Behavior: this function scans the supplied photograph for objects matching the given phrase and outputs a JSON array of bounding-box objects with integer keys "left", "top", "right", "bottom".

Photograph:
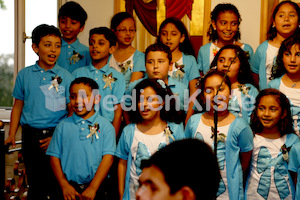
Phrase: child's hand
[
  {"left": 81, "top": 186, "right": 97, "bottom": 200},
  {"left": 39, "top": 136, "right": 52, "bottom": 151},
  {"left": 4, "top": 135, "right": 16, "bottom": 148},
  {"left": 62, "top": 183, "right": 82, "bottom": 200}
]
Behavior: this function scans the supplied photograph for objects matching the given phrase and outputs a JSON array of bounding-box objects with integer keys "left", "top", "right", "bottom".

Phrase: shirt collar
[
  {"left": 167, "top": 76, "right": 176, "bottom": 87},
  {"left": 32, "top": 61, "right": 60, "bottom": 74},
  {"left": 72, "top": 111, "right": 99, "bottom": 124},
  {"left": 88, "top": 63, "right": 109, "bottom": 73},
  {"left": 61, "top": 38, "right": 80, "bottom": 48}
]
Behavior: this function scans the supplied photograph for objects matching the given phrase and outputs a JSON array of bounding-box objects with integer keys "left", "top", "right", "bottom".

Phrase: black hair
[
  {"left": 110, "top": 12, "right": 135, "bottom": 31},
  {"left": 196, "top": 69, "right": 231, "bottom": 113},
  {"left": 58, "top": 1, "right": 87, "bottom": 27},
  {"left": 272, "top": 34, "right": 300, "bottom": 79},
  {"left": 267, "top": 1, "right": 300, "bottom": 40},
  {"left": 141, "top": 139, "right": 220, "bottom": 200},
  {"left": 250, "top": 88, "right": 294, "bottom": 136},
  {"left": 145, "top": 43, "right": 172, "bottom": 64},
  {"left": 208, "top": 3, "right": 241, "bottom": 42},
  {"left": 89, "top": 27, "right": 117, "bottom": 47},
  {"left": 210, "top": 44, "right": 253, "bottom": 85},
  {"left": 69, "top": 77, "right": 99, "bottom": 93},
  {"left": 129, "top": 78, "right": 184, "bottom": 124},
  {"left": 32, "top": 24, "right": 61, "bottom": 46},
  {"left": 157, "top": 17, "right": 196, "bottom": 58}
]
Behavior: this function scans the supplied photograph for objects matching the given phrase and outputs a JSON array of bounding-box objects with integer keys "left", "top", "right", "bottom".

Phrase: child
[
  {"left": 116, "top": 79, "right": 185, "bottom": 200},
  {"left": 157, "top": 17, "right": 200, "bottom": 123},
  {"left": 288, "top": 140, "right": 300, "bottom": 200},
  {"left": 57, "top": 1, "right": 91, "bottom": 73},
  {"left": 211, "top": 44, "right": 258, "bottom": 123},
  {"left": 185, "top": 70, "right": 253, "bottom": 199},
  {"left": 124, "top": 43, "right": 188, "bottom": 123},
  {"left": 251, "top": 1, "right": 300, "bottom": 90},
  {"left": 109, "top": 12, "right": 145, "bottom": 88},
  {"left": 4, "top": 24, "right": 74, "bottom": 199},
  {"left": 269, "top": 34, "right": 300, "bottom": 135},
  {"left": 245, "top": 88, "right": 299, "bottom": 199},
  {"left": 73, "top": 27, "right": 125, "bottom": 135},
  {"left": 137, "top": 139, "right": 220, "bottom": 200},
  {"left": 198, "top": 3, "right": 253, "bottom": 76},
  {"left": 46, "top": 77, "right": 116, "bottom": 200}
]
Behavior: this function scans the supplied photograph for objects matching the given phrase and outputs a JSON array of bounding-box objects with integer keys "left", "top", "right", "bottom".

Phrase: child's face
[
  {"left": 160, "top": 23, "right": 185, "bottom": 52},
  {"left": 283, "top": 44, "right": 300, "bottom": 76},
  {"left": 89, "top": 34, "right": 115, "bottom": 62},
  {"left": 70, "top": 83, "right": 100, "bottom": 119},
  {"left": 203, "top": 75, "right": 231, "bottom": 112},
  {"left": 146, "top": 51, "right": 171, "bottom": 82},
  {"left": 59, "top": 16, "right": 84, "bottom": 43},
  {"left": 114, "top": 18, "right": 136, "bottom": 46},
  {"left": 32, "top": 35, "right": 61, "bottom": 69},
  {"left": 274, "top": 3, "right": 299, "bottom": 38},
  {"left": 136, "top": 165, "right": 180, "bottom": 200},
  {"left": 257, "top": 95, "right": 283, "bottom": 130},
  {"left": 138, "top": 87, "right": 163, "bottom": 122},
  {"left": 216, "top": 49, "right": 240, "bottom": 82},
  {"left": 212, "top": 11, "right": 239, "bottom": 43}
]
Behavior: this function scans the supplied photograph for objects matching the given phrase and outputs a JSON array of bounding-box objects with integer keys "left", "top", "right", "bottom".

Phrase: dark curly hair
[
  {"left": 207, "top": 3, "right": 241, "bottom": 42},
  {"left": 267, "top": 1, "right": 300, "bottom": 40},
  {"left": 210, "top": 45, "right": 253, "bottom": 85},
  {"left": 272, "top": 34, "right": 300, "bottom": 79},
  {"left": 250, "top": 88, "right": 294, "bottom": 136},
  {"left": 157, "top": 17, "right": 196, "bottom": 58}
]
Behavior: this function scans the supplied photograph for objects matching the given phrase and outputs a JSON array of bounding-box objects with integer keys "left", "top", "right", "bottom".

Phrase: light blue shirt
[
  {"left": 288, "top": 141, "right": 300, "bottom": 200},
  {"left": 13, "top": 62, "right": 74, "bottom": 129},
  {"left": 46, "top": 111, "right": 116, "bottom": 184},
  {"left": 57, "top": 38, "right": 91, "bottom": 73},
  {"left": 72, "top": 63, "right": 125, "bottom": 122}
]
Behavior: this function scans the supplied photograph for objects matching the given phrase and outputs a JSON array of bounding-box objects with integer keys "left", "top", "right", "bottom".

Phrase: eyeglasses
[{"left": 116, "top": 28, "right": 136, "bottom": 34}]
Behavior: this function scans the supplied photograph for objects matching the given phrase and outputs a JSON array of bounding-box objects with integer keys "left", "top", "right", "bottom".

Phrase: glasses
[{"left": 116, "top": 28, "right": 136, "bottom": 34}]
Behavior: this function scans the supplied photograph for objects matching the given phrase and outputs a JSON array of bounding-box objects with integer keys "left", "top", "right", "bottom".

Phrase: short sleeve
[
  {"left": 12, "top": 70, "right": 25, "bottom": 100},
  {"left": 115, "top": 127, "right": 131, "bottom": 160},
  {"left": 102, "top": 120, "right": 116, "bottom": 155},
  {"left": 237, "top": 122, "right": 253, "bottom": 153},
  {"left": 289, "top": 143, "right": 300, "bottom": 172},
  {"left": 133, "top": 50, "right": 146, "bottom": 72},
  {"left": 46, "top": 123, "right": 63, "bottom": 158}
]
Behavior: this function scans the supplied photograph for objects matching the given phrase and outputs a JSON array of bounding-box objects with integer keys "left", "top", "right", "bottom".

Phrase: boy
[
  {"left": 5, "top": 24, "right": 74, "bottom": 199},
  {"left": 57, "top": 1, "right": 91, "bottom": 73},
  {"left": 124, "top": 43, "right": 188, "bottom": 123},
  {"left": 136, "top": 139, "right": 220, "bottom": 200},
  {"left": 72, "top": 27, "right": 125, "bottom": 135},
  {"left": 47, "top": 77, "right": 116, "bottom": 200}
]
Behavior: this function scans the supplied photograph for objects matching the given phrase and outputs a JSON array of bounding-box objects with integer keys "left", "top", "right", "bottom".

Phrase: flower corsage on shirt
[
  {"left": 281, "top": 144, "right": 291, "bottom": 162},
  {"left": 119, "top": 60, "right": 133, "bottom": 74},
  {"left": 68, "top": 50, "right": 84, "bottom": 64},
  {"left": 103, "top": 73, "right": 117, "bottom": 90},
  {"left": 164, "top": 126, "right": 175, "bottom": 143},
  {"left": 87, "top": 123, "right": 100, "bottom": 143},
  {"left": 173, "top": 63, "right": 185, "bottom": 80},
  {"left": 238, "top": 84, "right": 250, "bottom": 98},
  {"left": 48, "top": 75, "right": 62, "bottom": 92}
]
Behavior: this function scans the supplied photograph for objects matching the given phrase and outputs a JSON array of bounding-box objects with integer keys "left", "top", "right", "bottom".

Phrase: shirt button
[
  {"left": 68, "top": 52, "right": 71, "bottom": 55},
  {"left": 43, "top": 78, "right": 46, "bottom": 80},
  {"left": 82, "top": 121, "right": 85, "bottom": 124},
  {"left": 95, "top": 71, "right": 98, "bottom": 73},
  {"left": 41, "top": 70, "right": 43, "bottom": 73},
  {"left": 95, "top": 78, "right": 98, "bottom": 80},
  {"left": 68, "top": 46, "right": 70, "bottom": 48},
  {"left": 81, "top": 128, "right": 84, "bottom": 131}
]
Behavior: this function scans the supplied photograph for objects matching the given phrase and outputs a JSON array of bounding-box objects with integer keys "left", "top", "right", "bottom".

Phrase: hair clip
[{"left": 157, "top": 79, "right": 167, "bottom": 89}]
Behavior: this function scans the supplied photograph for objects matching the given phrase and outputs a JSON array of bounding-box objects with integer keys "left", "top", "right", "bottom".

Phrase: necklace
[{"left": 292, "top": 83, "right": 296, "bottom": 88}]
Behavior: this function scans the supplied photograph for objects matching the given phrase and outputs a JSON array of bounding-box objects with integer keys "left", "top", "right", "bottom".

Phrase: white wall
[
  {"left": 211, "top": 0, "right": 261, "bottom": 52},
  {"left": 66, "top": 0, "right": 115, "bottom": 46}
]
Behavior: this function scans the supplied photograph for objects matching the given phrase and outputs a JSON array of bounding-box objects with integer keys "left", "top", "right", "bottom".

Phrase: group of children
[{"left": 5, "top": 0, "right": 300, "bottom": 199}]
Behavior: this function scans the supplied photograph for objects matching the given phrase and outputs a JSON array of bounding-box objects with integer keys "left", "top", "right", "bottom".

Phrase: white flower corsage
[
  {"left": 164, "top": 126, "right": 175, "bottom": 143},
  {"left": 68, "top": 50, "right": 84, "bottom": 64},
  {"left": 238, "top": 84, "right": 250, "bottom": 97},
  {"left": 103, "top": 73, "right": 117, "bottom": 90},
  {"left": 281, "top": 144, "right": 290, "bottom": 162},
  {"left": 87, "top": 123, "right": 100, "bottom": 143},
  {"left": 210, "top": 126, "right": 226, "bottom": 143},
  {"left": 48, "top": 75, "right": 62, "bottom": 92},
  {"left": 173, "top": 63, "right": 185, "bottom": 79},
  {"left": 119, "top": 60, "right": 133, "bottom": 74}
]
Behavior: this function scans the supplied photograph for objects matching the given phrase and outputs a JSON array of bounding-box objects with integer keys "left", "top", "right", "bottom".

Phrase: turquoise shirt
[
  {"left": 72, "top": 63, "right": 125, "bottom": 122},
  {"left": 57, "top": 38, "right": 91, "bottom": 73},
  {"left": 46, "top": 111, "right": 116, "bottom": 184},
  {"left": 13, "top": 62, "right": 74, "bottom": 128},
  {"left": 288, "top": 141, "right": 300, "bottom": 200}
]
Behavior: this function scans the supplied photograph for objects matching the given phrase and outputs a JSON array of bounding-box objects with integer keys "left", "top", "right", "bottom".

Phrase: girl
[
  {"left": 245, "top": 88, "right": 299, "bottom": 200},
  {"left": 251, "top": 1, "right": 300, "bottom": 90},
  {"left": 115, "top": 79, "right": 185, "bottom": 200},
  {"left": 198, "top": 3, "right": 254, "bottom": 76},
  {"left": 185, "top": 70, "right": 253, "bottom": 200},
  {"left": 157, "top": 17, "right": 200, "bottom": 123},
  {"left": 110, "top": 12, "right": 145, "bottom": 88},
  {"left": 269, "top": 34, "right": 300, "bottom": 135},
  {"left": 211, "top": 45, "right": 258, "bottom": 123}
]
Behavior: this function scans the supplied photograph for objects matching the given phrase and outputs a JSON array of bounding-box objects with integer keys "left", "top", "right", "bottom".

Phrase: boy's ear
[
  {"left": 32, "top": 43, "right": 39, "bottom": 54},
  {"left": 174, "top": 186, "right": 196, "bottom": 200},
  {"left": 109, "top": 45, "right": 116, "bottom": 55},
  {"left": 94, "top": 94, "right": 101, "bottom": 105},
  {"left": 79, "top": 25, "right": 85, "bottom": 33},
  {"left": 168, "top": 61, "right": 173, "bottom": 71}
]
